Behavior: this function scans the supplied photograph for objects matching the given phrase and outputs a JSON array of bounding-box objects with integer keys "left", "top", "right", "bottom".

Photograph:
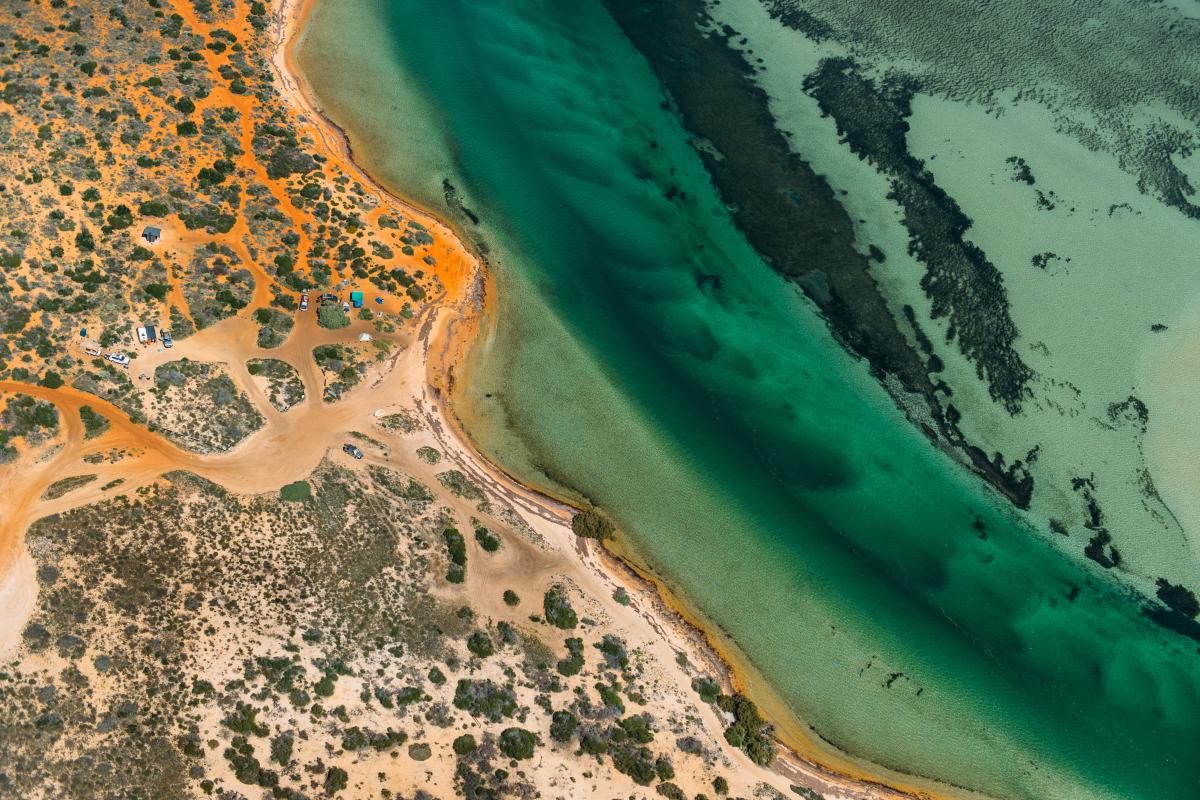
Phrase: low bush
[
  {"left": 572, "top": 507, "right": 615, "bottom": 540},
  {"left": 498, "top": 727, "right": 537, "bottom": 760},
  {"left": 543, "top": 586, "right": 577, "bottom": 629}
]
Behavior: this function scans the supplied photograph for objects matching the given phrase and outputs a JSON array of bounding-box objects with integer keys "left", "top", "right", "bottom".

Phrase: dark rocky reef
[
  {"left": 600, "top": 0, "right": 1033, "bottom": 508},
  {"left": 802, "top": 58, "right": 1032, "bottom": 413}
]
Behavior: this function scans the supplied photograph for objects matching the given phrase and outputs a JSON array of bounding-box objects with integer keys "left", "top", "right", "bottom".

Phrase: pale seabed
[{"left": 297, "top": 1, "right": 1200, "bottom": 798}]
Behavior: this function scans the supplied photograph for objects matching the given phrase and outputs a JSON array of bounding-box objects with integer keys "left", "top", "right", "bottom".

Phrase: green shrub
[
  {"left": 498, "top": 727, "right": 537, "bottom": 760},
  {"left": 691, "top": 676, "right": 721, "bottom": 704},
  {"left": 452, "top": 678, "right": 516, "bottom": 721},
  {"left": 474, "top": 526, "right": 500, "bottom": 552},
  {"left": 280, "top": 480, "right": 312, "bottom": 502},
  {"left": 609, "top": 740, "right": 656, "bottom": 785},
  {"left": 75, "top": 228, "right": 95, "bottom": 251},
  {"left": 715, "top": 693, "right": 776, "bottom": 766},
  {"left": 223, "top": 702, "right": 269, "bottom": 737},
  {"left": 106, "top": 204, "right": 134, "bottom": 229},
  {"left": 324, "top": 766, "right": 348, "bottom": 794},
  {"left": 270, "top": 734, "right": 293, "bottom": 766},
  {"left": 79, "top": 405, "right": 109, "bottom": 439},
  {"left": 437, "top": 469, "right": 484, "bottom": 500},
  {"left": 556, "top": 637, "right": 584, "bottom": 676},
  {"left": 595, "top": 681, "right": 624, "bottom": 711},
  {"left": 543, "top": 586, "right": 577, "bottom": 629},
  {"left": 466, "top": 631, "right": 494, "bottom": 659},
  {"left": 341, "top": 727, "right": 368, "bottom": 751},
  {"left": 443, "top": 528, "right": 466, "bottom": 583},
  {"left": 550, "top": 710, "right": 579, "bottom": 742},
  {"left": 656, "top": 781, "right": 685, "bottom": 800},
  {"left": 618, "top": 714, "right": 654, "bottom": 744},
  {"left": 452, "top": 734, "right": 477, "bottom": 755},
  {"left": 139, "top": 200, "right": 170, "bottom": 216},
  {"left": 502, "top": 589, "right": 520, "bottom": 606}
]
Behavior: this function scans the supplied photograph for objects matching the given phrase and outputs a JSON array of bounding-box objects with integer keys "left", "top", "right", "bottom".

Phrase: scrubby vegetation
[
  {"left": 691, "top": 680, "right": 777, "bottom": 766},
  {"left": 0, "top": 394, "right": 59, "bottom": 461},
  {"left": 149, "top": 359, "right": 264, "bottom": 452},
  {"left": 0, "top": 0, "right": 439, "bottom": 397},
  {"left": 379, "top": 409, "right": 420, "bottom": 433},
  {"left": 253, "top": 307, "right": 295, "bottom": 349},
  {"left": 312, "top": 344, "right": 365, "bottom": 403},
  {"left": 2, "top": 456, "right": 783, "bottom": 798},
  {"left": 78, "top": 405, "right": 110, "bottom": 439},
  {"left": 40, "top": 473, "right": 98, "bottom": 500},
  {"left": 438, "top": 469, "right": 485, "bottom": 501},
  {"left": 317, "top": 303, "right": 350, "bottom": 329},
  {"left": 246, "top": 357, "right": 305, "bottom": 412}
]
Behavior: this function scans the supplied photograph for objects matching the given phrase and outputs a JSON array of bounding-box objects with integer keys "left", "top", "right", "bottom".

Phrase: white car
[{"left": 106, "top": 352, "right": 130, "bottom": 367}]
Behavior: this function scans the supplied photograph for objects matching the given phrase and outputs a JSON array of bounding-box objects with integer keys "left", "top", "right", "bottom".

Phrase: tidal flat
[{"left": 298, "top": 0, "right": 1200, "bottom": 798}]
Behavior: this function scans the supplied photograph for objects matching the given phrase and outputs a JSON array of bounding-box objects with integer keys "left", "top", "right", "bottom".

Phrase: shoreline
[{"left": 274, "top": 2, "right": 982, "bottom": 799}]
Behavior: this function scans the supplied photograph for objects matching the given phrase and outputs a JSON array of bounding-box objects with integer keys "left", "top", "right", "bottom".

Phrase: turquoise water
[{"left": 299, "top": 1, "right": 1200, "bottom": 797}]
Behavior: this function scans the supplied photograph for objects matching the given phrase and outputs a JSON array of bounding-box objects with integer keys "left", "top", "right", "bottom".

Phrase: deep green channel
[{"left": 298, "top": 1, "right": 1200, "bottom": 797}]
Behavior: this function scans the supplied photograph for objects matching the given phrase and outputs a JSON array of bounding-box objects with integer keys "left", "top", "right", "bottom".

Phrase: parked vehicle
[
  {"left": 106, "top": 353, "right": 130, "bottom": 367},
  {"left": 342, "top": 443, "right": 364, "bottom": 459},
  {"left": 161, "top": 330, "right": 173, "bottom": 349},
  {"left": 300, "top": 293, "right": 309, "bottom": 311},
  {"left": 83, "top": 344, "right": 102, "bottom": 357}
]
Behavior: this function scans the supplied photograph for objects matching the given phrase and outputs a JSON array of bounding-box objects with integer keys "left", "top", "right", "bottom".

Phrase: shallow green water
[{"left": 299, "top": 1, "right": 1200, "bottom": 797}]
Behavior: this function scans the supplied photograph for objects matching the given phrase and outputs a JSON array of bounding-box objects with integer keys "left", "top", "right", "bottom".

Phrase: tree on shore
[{"left": 571, "top": 507, "right": 615, "bottom": 540}]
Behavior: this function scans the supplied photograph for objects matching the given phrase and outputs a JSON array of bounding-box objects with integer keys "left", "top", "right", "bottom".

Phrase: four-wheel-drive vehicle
[
  {"left": 106, "top": 352, "right": 130, "bottom": 367},
  {"left": 342, "top": 443, "right": 364, "bottom": 459},
  {"left": 161, "top": 330, "right": 174, "bottom": 349},
  {"left": 83, "top": 344, "right": 102, "bottom": 357},
  {"left": 299, "top": 293, "right": 309, "bottom": 311},
  {"left": 318, "top": 293, "right": 338, "bottom": 305}
]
